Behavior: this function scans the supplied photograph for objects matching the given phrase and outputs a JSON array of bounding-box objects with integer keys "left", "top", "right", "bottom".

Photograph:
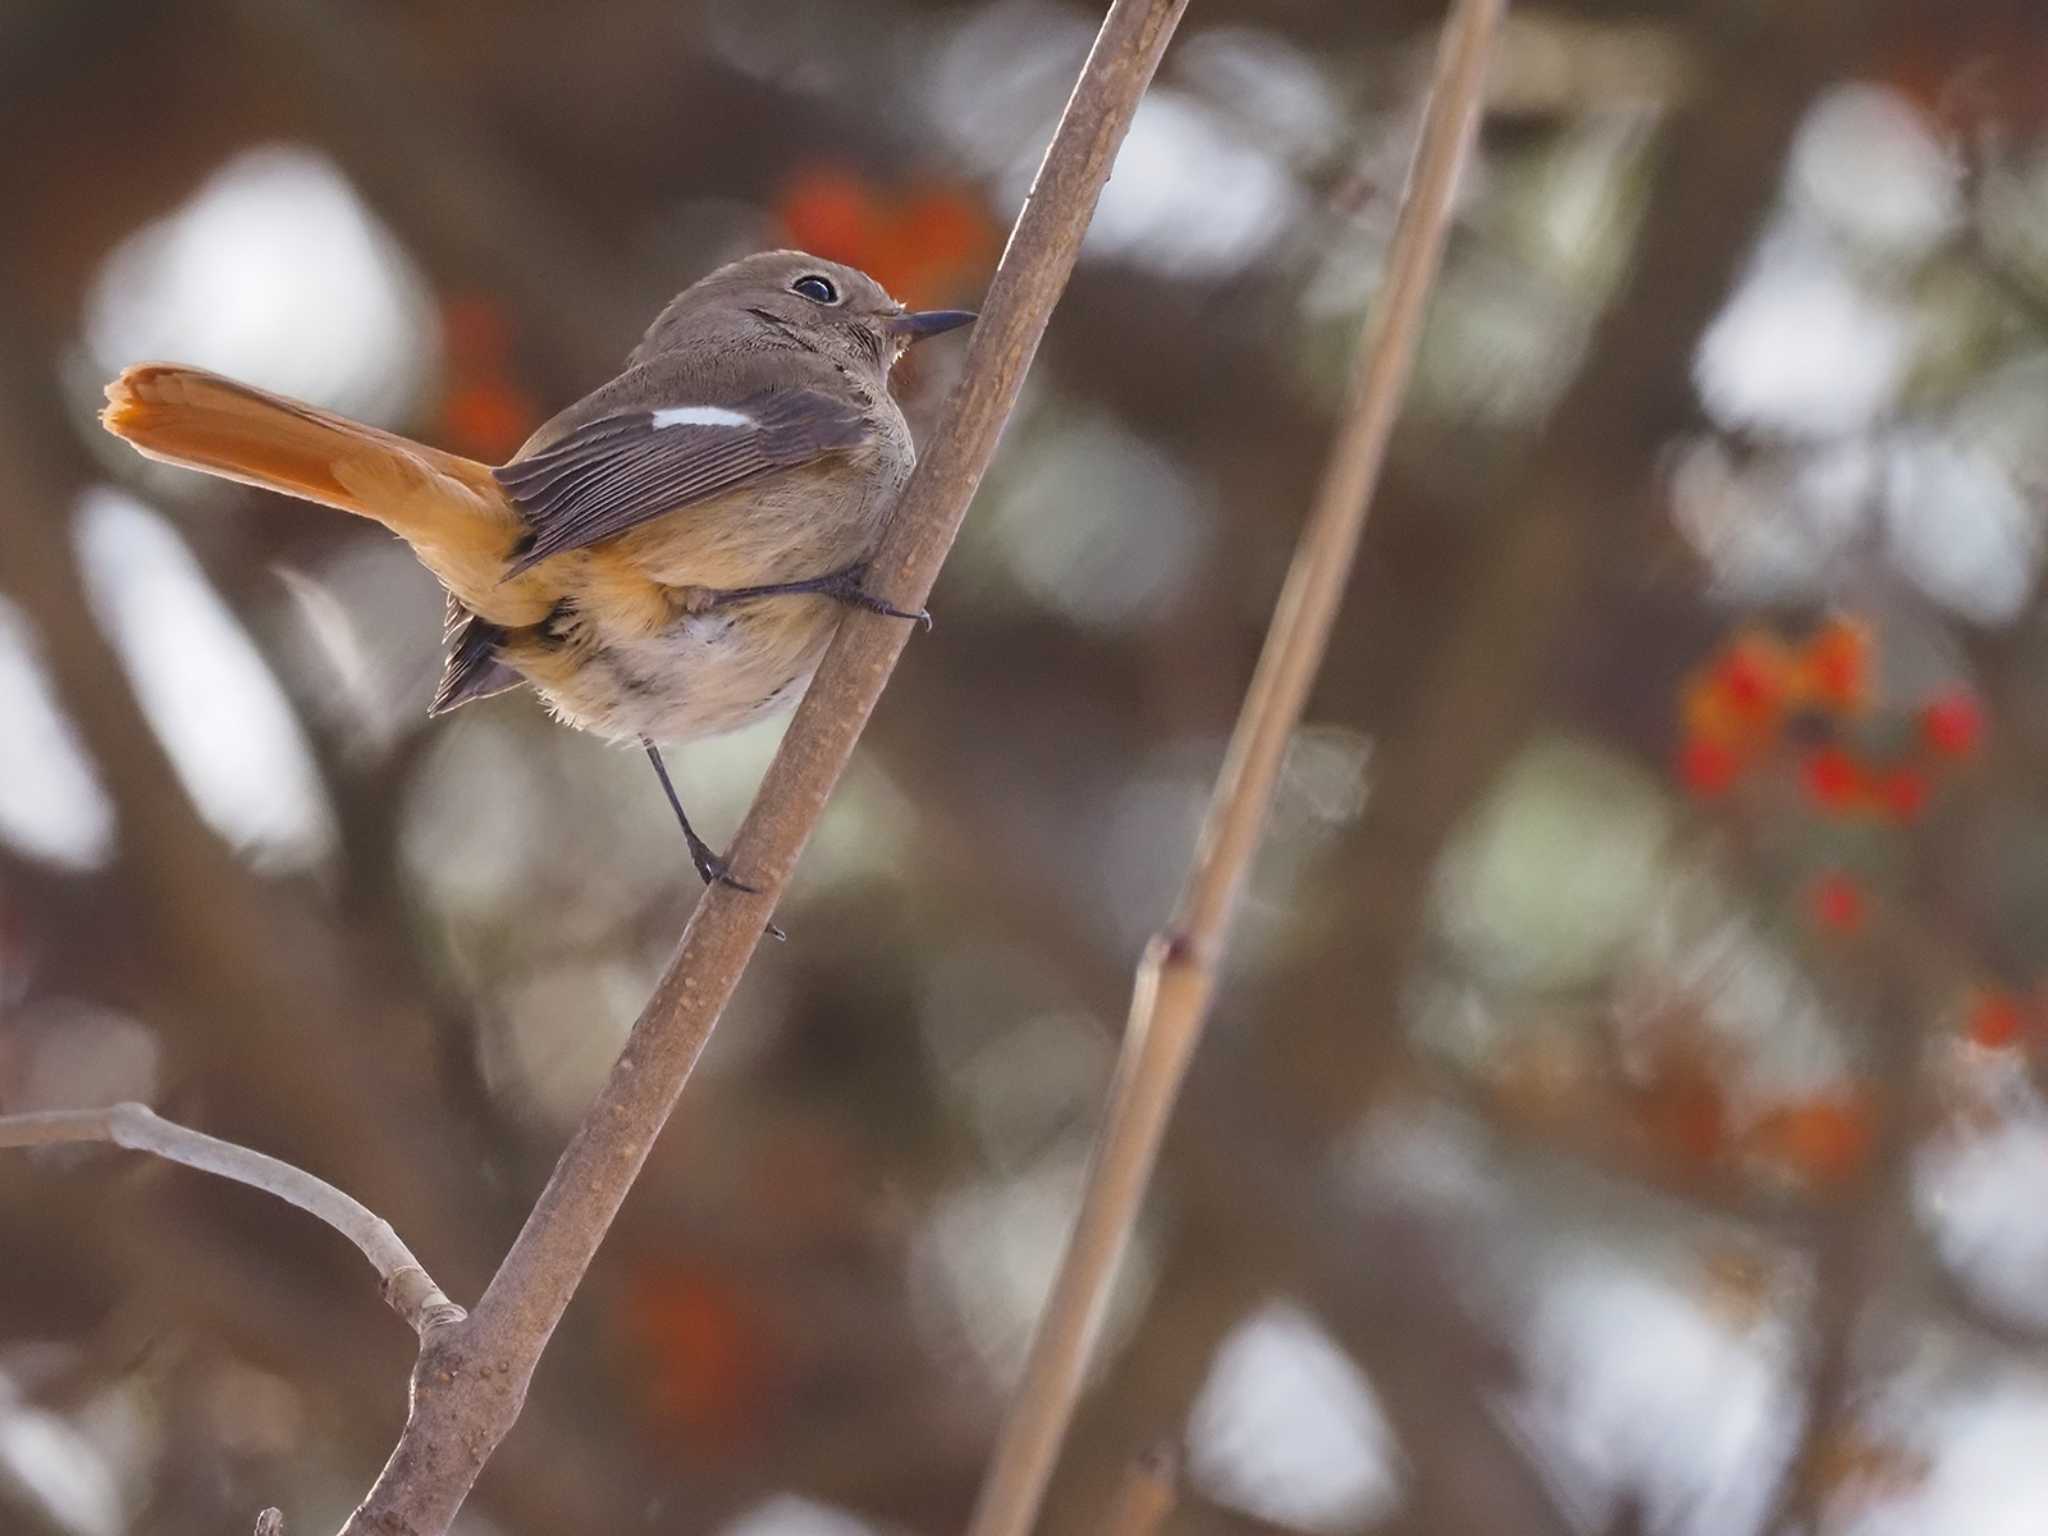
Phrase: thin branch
[
  {"left": 334, "top": 4, "right": 1189, "bottom": 1534},
  {"left": 962, "top": 4, "right": 1505, "bottom": 1536},
  {"left": 0, "top": 1104, "right": 463, "bottom": 1336}
]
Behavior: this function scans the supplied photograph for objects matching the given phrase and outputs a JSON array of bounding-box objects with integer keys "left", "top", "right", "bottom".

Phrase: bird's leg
[
  {"left": 641, "top": 739, "right": 786, "bottom": 940},
  {"left": 711, "top": 562, "right": 931, "bottom": 630},
  {"left": 642, "top": 739, "right": 744, "bottom": 887}
]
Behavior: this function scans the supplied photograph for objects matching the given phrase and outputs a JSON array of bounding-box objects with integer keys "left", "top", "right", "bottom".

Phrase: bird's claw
[
  {"left": 687, "top": 847, "right": 786, "bottom": 940},
  {"left": 833, "top": 566, "right": 931, "bottom": 630}
]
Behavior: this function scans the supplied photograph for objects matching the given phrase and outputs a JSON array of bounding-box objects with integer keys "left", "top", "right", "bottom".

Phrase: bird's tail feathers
[{"left": 101, "top": 363, "right": 521, "bottom": 601}]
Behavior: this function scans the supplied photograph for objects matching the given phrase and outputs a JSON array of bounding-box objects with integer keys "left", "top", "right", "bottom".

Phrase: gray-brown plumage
[{"left": 100, "top": 249, "right": 974, "bottom": 885}]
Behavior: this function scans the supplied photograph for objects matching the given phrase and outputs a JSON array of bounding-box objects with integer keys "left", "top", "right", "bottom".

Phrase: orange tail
[{"left": 101, "top": 363, "right": 529, "bottom": 612}]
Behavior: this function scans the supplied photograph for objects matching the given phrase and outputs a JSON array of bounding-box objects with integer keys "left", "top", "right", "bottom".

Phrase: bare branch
[
  {"left": 0, "top": 1104, "right": 464, "bottom": 1336},
  {"left": 334, "top": 5, "right": 1189, "bottom": 1533},
  {"left": 962, "top": 4, "right": 1506, "bottom": 1535}
]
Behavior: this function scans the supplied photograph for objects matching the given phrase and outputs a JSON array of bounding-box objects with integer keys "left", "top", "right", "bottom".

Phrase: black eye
[{"left": 791, "top": 274, "right": 838, "bottom": 304}]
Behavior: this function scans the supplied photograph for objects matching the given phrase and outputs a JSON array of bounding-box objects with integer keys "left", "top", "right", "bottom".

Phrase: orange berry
[
  {"left": 1920, "top": 692, "right": 1984, "bottom": 759},
  {"left": 1796, "top": 616, "right": 1872, "bottom": 714},
  {"left": 895, "top": 189, "right": 993, "bottom": 266},
  {"left": 883, "top": 188, "right": 997, "bottom": 303},
  {"left": 1681, "top": 672, "right": 1743, "bottom": 746},
  {"left": 623, "top": 1262, "right": 776, "bottom": 1448},
  {"left": 777, "top": 167, "right": 882, "bottom": 267},
  {"left": 1809, "top": 872, "right": 1865, "bottom": 933},
  {"left": 441, "top": 378, "right": 538, "bottom": 461},
  {"left": 1682, "top": 633, "right": 1790, "bottom": 752},
  {"left": 1756, "top": 1096, "right": 1872, "bottom": 1184}
]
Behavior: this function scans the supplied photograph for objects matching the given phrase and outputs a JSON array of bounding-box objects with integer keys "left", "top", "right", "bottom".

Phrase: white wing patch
[{"left": 651, "top": 405, "right": 755, "bottom": 429}]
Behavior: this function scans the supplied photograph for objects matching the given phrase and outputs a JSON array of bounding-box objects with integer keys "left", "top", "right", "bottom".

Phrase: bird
[{"left": 100, "top": 249, "right": 976, "bottom": 896}]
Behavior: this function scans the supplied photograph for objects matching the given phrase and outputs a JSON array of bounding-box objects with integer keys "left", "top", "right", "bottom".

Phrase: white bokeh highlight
[
  {"left": 1084, "top": 88, "right": 1304, "bottom": 277},
  {"left": 1669, "top": 437, "right": 1875, "bottom": 604},
  {"left": 0, "top": 598, "right": 116, "bottom": 871},
  {"left": 1186, "top": 1301, "right": 1404, "bottom": 1534},
  {"left": 74, "top": 487, "right": 334, "bottom": 869},
  {"left": 1695, "top": 221, "right": 1912, "bottom": 438},
  {"left": 1882, "top": 431, "right": 2042, "bottom": 625},
  {"left": 1916, "top": 1100, "right": 2048, "bottom": 1331},
  {"left": 0, "top": 1379, "right": 123, "bottom": 1536},
  {"left": 1848, "top": 1375, "right": 2048, "bottom": 1536},
  {"left": 1510, "top": 1250, "right": 1801, "bottom": 1536},
  {"left": 1790, "top": 84, "right": 1962, "bottom": 259}
]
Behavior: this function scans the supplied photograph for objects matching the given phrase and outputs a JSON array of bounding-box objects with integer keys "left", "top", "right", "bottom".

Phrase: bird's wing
[{"left": 494, "top": 388, "right": 871, "bottom": 574}]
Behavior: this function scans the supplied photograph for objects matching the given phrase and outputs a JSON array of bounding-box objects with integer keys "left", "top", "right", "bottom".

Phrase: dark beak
[{"left": 888, "top": 308, "right": 977, "bottom": 342}]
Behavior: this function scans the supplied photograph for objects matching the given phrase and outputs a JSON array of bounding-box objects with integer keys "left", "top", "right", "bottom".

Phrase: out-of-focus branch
[
  {"left": 333, "top": 5, "right": 1188, "bottom": 1534},
  {"left": 0, "top": 1104, "right": 463, "bottom": 1335},
  {"left": 961, "top": 5, "right": 1503, "bottom": 1536},
  {"left": 1761, "top": 845, "right": 1949, "bottom": 1534}
]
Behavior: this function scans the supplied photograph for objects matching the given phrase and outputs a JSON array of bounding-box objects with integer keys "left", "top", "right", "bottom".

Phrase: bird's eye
[{"left": 791, "top": 274, "right": 839, "bottom": 304}]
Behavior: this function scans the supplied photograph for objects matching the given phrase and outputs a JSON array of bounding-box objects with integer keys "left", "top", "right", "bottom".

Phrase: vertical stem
[{"left": 963, "top": 5, "right": 1506, "bottom": 1535}]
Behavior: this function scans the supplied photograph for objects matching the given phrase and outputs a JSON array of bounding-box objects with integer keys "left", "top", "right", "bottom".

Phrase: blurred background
[{"left": 3, "top": 1, "right": 2048, "bottom": 1532}]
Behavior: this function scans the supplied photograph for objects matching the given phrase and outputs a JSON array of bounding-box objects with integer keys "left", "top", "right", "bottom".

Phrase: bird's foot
[
  {"left": 713, "top": 563, "right": 931, "bottom": 631},
  {"left": 683, "top": 838, "right": 785, "bottom": 941},
  {"left": 825, "top": 564, "right": 932, "bottom": 630}
]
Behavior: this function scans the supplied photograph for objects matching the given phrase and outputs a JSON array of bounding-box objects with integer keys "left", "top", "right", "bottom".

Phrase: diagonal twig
[
  {"left": 962, "top": 4, "right": 1506, "bottom": 1535},
  {"left": 0, "top": 1104, "right": 463, "bottom": 1336},
  {"left": 333, "top": 4, "right": 1190, "bottom": 1534}
]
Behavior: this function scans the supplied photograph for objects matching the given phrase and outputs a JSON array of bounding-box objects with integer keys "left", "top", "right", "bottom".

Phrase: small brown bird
[{"left": 102, "top": 250, "right": 975, "bottom": 890}]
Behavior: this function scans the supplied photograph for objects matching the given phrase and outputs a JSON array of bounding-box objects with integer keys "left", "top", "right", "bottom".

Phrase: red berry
[
  {"left": 1802, "top": 746, "right": 1863, "bottom": 812},
  {"left": 1679, "top": 738, "right": 1741, "bottom": 797},
  {"left": 1967, "top": 992, "right": 2025, "bottom": 1050},
  {"left": 1810, "top": 873, "right": 1865, "bottom": 933},
  {"left": 1921, "top": 693, "right": 1984, "bottom": 759},
  {"left": 1716, "top": 636, "right": 1787, "bottom": 723}
]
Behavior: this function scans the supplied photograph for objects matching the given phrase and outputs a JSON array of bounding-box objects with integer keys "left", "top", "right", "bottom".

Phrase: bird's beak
[{"left": 887, "top": 308, "right": 977, "bottom": 342}]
